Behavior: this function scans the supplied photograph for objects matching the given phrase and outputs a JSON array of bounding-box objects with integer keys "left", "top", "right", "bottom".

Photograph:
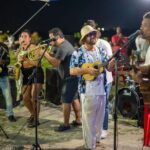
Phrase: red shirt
[{"left": 111, "top": 34, "right": 128, "bottom": 56}]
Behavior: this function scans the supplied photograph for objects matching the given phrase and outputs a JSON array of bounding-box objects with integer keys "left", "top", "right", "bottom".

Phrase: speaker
[
  {"left": 45, "top": 68, "right": 61, "bottom": 105},
  {"left": 0, "top": 78, "right": 17, "bottom": 109}
]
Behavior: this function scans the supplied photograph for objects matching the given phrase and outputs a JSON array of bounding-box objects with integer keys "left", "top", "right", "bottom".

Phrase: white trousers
[{"left": 80, "top": 94, "right": 106, "bottom": 149}]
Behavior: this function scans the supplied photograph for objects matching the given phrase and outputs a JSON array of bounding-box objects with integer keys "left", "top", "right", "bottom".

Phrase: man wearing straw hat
[
  {"left": 85, "top": 19, "right": 113, "bottom": 139},
  {"left": 70, "top": 25, "right": 114, "bottom": 150}
]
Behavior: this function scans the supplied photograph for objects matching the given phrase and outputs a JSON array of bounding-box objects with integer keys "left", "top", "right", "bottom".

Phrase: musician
[
  {"left": 85, "top": 19, "right": 113, "bottom": 139},
  {"left": 70, "top": 25, "right": 114, "bottom": 150},
  {"left": 138, "top": 12, "right": 150, "bottom": 92},
  {"left": 111, "top": 26, "right": 128, "bottom": 56},
  {"left": 17, "top": 29, "right": 44, "bottom": 128},
  {"left": 140, "top": 12, "right": 150, "bottom": 68},
  {"left": 0, "top": 42, "right": 16, "bottom": 122},
  {"left": 44, "top": 27, "right": 81, "bottom": 131}
]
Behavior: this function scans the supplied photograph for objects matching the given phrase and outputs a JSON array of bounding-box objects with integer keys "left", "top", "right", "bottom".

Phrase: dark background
[{"left": 0, "top": 0, "right": 150, "bottom": 38}]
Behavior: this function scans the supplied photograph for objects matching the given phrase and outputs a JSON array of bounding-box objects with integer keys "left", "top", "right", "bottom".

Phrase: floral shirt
[{"left": 70, "top": 45, "right": 109, "bottom": 94}]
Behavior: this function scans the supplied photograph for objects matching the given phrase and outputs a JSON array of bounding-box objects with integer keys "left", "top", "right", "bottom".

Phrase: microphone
[
  {"left": 41, "top": 38, "right": 57, "bottom": 44},
  {"left": 128, "top": 30, "right": 141, "bottom": 40}
]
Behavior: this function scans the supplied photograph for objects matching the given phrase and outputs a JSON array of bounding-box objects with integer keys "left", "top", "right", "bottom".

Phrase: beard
[
  {"left": 140, "top": 30, "right": 150, "bottom": 40},
  {"left": 140, "top": 32, "right": 147, "bottom": 39},
  {"left": 86, "top": 38, "right": 97, "bottom": 45}
]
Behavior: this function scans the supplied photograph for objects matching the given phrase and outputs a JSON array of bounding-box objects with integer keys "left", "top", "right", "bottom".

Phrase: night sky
[{"left": 0, "top": 0, "right": 150, "bottom": 37}]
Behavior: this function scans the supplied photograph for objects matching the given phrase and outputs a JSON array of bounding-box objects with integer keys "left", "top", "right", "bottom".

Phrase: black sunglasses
[
  {"left": 50, "top": 38, "right": 57, "bottom": 42},
  {"left": 87, "top": 31, "right": 97, "bottom": 37}
]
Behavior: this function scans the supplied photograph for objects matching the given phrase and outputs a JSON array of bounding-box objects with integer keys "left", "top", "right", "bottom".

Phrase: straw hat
[{"left": 80, "top": 25, "right": 97, "bottom": 44}]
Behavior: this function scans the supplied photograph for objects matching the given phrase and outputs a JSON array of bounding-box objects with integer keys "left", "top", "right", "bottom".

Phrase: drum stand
[{"left": 0, "top": 125, "right": 9, "bottom": 139}]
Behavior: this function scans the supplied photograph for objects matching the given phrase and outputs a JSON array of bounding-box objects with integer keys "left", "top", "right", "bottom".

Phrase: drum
[{"left": 117, "top": 87, "right": 143, "bottom": 119}]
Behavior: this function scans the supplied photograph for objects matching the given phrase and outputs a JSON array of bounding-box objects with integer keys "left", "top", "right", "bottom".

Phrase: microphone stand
[
  {"left": 0, "top": 124, "right": 9, "bottom": 139},
  {"left": 108, "top": 34, "right": 138, "bottom": 150},
  {"left": 27, "top": 43, "right": 49, "bottom": 150},
  {"left": 11, "top": 2, "right": 49, "bottom": 37}
]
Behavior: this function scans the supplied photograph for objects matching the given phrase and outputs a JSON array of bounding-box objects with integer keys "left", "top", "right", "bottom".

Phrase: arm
[
  {"left": 70, "top": 66, "right": 99, "bottom": 76},
  {"left": 43, "top": 51, "right": 61, "bottom": 67},
  {"left": 70, "top": 50, "right": 99, "bottom": 76},
  {"left": 22, "top": 59, "right": 38, "bottom": 67},
  {"left": 70, "top": 67, "right": 89, "bottom": 75},
  {"left": 107, "top": 58, "right": 115, "bottom": 71}
]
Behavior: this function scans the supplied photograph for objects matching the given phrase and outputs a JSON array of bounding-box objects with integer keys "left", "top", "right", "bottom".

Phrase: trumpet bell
[{"left": 28, "top": 44, "right": 47, "bottom": 60}]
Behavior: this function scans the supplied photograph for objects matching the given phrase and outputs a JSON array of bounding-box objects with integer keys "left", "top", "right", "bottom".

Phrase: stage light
[{"left": 101, "top": 28, "right": 105, "bottom": 31}]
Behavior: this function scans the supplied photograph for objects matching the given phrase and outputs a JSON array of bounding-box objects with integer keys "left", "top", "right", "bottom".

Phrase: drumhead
[{"left": 117, "top": 88, "right": 139, "bottom": 118}]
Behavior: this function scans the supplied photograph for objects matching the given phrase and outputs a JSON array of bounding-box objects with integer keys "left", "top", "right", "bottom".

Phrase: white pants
[{"left": 80, "top": 94, "right": 106, "bottom": 149}]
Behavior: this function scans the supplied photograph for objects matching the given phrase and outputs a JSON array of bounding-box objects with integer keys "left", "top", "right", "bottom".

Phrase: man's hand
[
  {"left": 87, "top": 67, "right": 99, "bottom": 76},
  {"left": 108, "top": 58, "right": 115, "bottom": 71}
]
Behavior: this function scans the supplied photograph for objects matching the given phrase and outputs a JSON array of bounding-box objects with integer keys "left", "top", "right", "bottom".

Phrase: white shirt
[
  {"left": 135, "top": 36, "right": 149, "bottom": 60},
  {"left": 96, "top": 39, "right": 113, "bottom": 84},
  {"left": 83, "top": 46, "right": 106, "bottom": 95},
  {"left": 145, "top": 46, "right": 150, "bottom": 65}
]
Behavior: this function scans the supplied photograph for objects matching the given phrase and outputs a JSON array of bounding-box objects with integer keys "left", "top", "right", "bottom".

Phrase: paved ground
[{"left": 0, "top": 100, "right": 149, "bottom": 150}]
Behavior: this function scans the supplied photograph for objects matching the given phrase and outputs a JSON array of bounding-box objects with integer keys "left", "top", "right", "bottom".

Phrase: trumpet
[
  {"left": 19, "top": 44, "right": 47, "bottom": 61},
  {"left": 14, "top": 62, "right": 22, "bottom": 80}
]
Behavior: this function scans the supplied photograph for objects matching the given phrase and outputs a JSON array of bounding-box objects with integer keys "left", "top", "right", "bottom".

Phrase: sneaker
[
  {"left": 55, "top": 124, "right": 71, "bottom": 132},
  {"left": 8, "top": 115, "right": 16, "bottom": 122},
  {"left": 101, "top": 130, "right": 108, "bottom": 139}
]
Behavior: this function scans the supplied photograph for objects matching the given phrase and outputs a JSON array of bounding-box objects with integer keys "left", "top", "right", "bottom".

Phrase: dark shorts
[
  {"left": 22, "top": 67, "right": 44, "bottom": 85},
  {"left": 61, "top": 77, "right": 78, "bottom": 103}
]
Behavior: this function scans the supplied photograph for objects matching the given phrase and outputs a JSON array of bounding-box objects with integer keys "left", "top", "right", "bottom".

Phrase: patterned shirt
[{"left": 70, "top": 45, "right": 109, "bottom": 94}]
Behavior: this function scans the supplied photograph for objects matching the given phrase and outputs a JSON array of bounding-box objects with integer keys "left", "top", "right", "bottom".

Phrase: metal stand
[
  {"left": 27, "top": 44, "right": 49, "bottom": 150},
  {"left": 32, "top": 71, "right": 42, "bottom": 150},
  {"left": 11, "top": 2, "right": 49, "bottom": 37},
  {"left": 0, "top": 125, "right": 9, "bottom": 139},
  {"left": 113, "top": 52, "right": 120, "bottom": 150},
  {"left": 108, "top": 30, "right": 140, "bottom": 150}
]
